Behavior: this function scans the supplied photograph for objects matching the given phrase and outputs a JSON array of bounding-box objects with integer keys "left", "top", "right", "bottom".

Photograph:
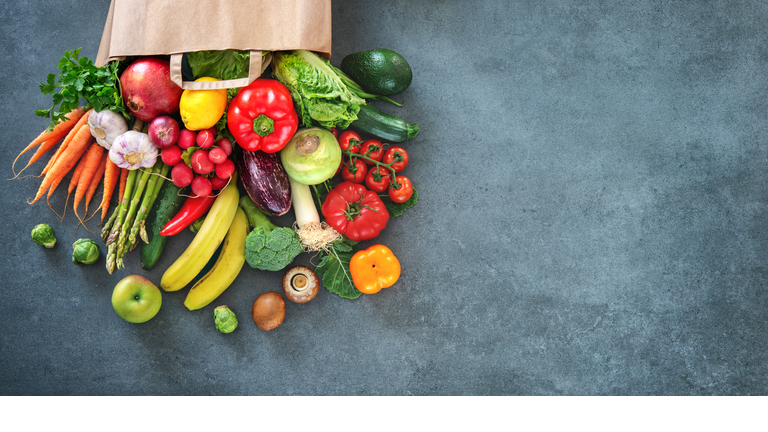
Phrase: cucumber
[
  {"left": 140, "top": 182, "right": 185, "bottom": 270},
  {"left": 350, "top": 104, "right": 419, "bottom": 143},
  {"left": 340, "top": 49, "right": 412, "bottom": 96}
]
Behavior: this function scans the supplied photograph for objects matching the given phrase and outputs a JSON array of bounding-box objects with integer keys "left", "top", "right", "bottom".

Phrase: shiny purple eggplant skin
[{"left": 235, "top": 147, "right": 292, "bottom": 216}]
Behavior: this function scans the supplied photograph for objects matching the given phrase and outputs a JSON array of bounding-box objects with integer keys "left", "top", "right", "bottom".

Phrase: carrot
[
  {"left": 44, "top": 143, "right": 91, "bottom": 219},
  {"left": 68, "top": 155, "right": 88, "bottom": 196},
  {"left": 57, "top": 153, "right": 89, "bottom": 220},
  {"left": 11, "top": 107, "right": 84, "bottom": 177},
  {"left": 29, "top": 125, "right": 93, "bottom": 205},
  {"left": 99, "top": 159, "right": 120, "bottom": 223},
  {"left": 40, "top": 108, "right": 93, "bottom": 177},
  {"left": 73, "top": 143, "right": 104, "bottom": 224},
  {"left": 118, "top": 168, "right": 129, "bottom": 203},
  {"left": 12, "top": 136, "right": 62, "bottom": 179},
  {"left": 84, "top": 152, "right": 108, "bottom": 215}
]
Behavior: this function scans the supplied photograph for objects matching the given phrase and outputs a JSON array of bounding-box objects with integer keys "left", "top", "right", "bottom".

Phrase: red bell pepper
[
  {"left": 321, "top": 181, "right": 389, "bottom": 241},
  {"left": 159, "top": 195, "right": 216, "bottom": 236},
  {"left": 227, "top": 78, "right": 299, "bottom": 153}
]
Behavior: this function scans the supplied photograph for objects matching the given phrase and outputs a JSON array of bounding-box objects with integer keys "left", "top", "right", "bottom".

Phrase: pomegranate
[
  {"left": 121, "top": 58, "right": 183, "bottom": 122},
  {"left": 148, "top": 116, "right": 180, "bottom": 149}
]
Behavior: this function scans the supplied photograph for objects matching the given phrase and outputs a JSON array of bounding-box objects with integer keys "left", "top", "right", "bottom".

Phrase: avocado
[{"left": 340, "top": 49, "right": 413, "bottom": 96}]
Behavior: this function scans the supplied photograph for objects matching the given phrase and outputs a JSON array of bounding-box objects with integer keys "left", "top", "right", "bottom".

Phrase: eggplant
[{"left": 235, "top": 147, "right": 292, "bottom": 216}]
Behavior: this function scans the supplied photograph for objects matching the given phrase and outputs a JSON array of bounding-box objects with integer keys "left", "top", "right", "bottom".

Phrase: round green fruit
[
  {"left": 112, "top": 275, "right": 162, "bottom": 323},
  {"left": 340, "top": 49, "right": 413, "bottom": 96}
]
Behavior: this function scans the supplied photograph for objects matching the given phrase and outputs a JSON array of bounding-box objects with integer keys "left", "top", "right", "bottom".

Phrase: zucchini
[
  {"left": 140, "top": 181, "right": 185, "bottom": 270},
  {"left": 350, "top": 104, "right": 418, "bottom": 143}
]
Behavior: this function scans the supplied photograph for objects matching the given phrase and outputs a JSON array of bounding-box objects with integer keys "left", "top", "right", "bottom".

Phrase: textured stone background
[{"left": 1, "top": 0, "right": 766, "bottom": 395}]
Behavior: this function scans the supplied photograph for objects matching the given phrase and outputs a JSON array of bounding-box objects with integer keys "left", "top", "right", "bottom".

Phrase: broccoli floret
[{"left": 241, "top": 196, "right": 304, "bottom": 272}]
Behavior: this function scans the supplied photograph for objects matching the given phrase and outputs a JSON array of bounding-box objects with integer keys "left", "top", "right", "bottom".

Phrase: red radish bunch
[{"left": 162, "top": 127, "right": 236, "bottom": 197}]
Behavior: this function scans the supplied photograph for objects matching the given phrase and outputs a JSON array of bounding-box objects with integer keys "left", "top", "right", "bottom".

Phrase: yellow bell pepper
[{"left": 349, "top": 244, "right": 401, "bottom": 294}]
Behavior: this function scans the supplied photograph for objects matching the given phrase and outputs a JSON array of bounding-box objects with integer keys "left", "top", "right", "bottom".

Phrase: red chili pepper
[
  {"left": 159, "top": 195, "right": 216, "bottom": 236},
  {"left": 227, "top": 78, "right": 299, "bottom": 153}
]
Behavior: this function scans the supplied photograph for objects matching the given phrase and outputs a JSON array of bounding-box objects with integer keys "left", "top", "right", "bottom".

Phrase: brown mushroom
[
  {"left": 282, "top": 266, "right": 320, "bottom": 303},
  {"left": 251, "top": 292, "right": 286, "bottom": 331}
]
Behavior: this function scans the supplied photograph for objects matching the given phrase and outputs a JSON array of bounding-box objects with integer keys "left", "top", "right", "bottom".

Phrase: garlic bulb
[
  {"left": 88, "top": 110, "right": 129, "bottom": 149},
  {"left": 109, "top": 131, "right": 158, "bottom": 170}
]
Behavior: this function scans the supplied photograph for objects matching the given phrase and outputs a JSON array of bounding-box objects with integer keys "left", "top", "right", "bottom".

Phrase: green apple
[{"left": 111, "top": 275, "right": 162, "bottom": 323}]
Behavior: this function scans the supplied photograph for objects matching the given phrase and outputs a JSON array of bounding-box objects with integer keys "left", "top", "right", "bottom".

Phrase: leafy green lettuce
[
  {"left": 271, "top": 50, "right": 365, "bottom": 130},
  {"left": 187, "top": 49, "right": 253, "bottom": 81}
]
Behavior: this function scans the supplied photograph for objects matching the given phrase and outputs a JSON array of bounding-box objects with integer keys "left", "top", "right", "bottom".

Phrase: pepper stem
[{"left": 253, "top": 114, "right": 275, "bottom": 137}]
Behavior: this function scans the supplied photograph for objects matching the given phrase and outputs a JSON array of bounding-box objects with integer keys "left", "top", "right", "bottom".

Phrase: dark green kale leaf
[{"left": 316, "top": 241, "right": 361, "bottom": 299}]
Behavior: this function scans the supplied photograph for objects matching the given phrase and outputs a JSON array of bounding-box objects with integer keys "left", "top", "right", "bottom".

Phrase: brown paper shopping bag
[{"left": 95, "top": 0, "right": 332, "bottom": 89}]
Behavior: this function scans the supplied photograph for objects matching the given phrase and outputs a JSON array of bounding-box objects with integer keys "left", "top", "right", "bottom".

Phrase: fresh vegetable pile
[{"left": 17, "top": 46, "right": 420, "bottom": 331}]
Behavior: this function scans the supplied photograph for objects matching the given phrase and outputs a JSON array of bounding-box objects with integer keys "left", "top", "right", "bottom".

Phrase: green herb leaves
[
  {"left": 381, "top": 187, "right": 418, "bottom": 218},
  {"left": 316, "top": 239, "right": 361, "bottom": 299},
  {"left": 36, "top": 48, "right": 127, "bottom": 130}
]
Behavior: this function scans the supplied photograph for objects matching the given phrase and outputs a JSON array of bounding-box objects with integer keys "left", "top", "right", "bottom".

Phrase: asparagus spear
[
  {"left": 105, "top": 169, "right": 137, "bottom": 274},
  {"left": 116, "top": 165, "right": 154, "bottom": 267},
  {"left": 129, "top": 162, "right": 169, "bottom": 248}
]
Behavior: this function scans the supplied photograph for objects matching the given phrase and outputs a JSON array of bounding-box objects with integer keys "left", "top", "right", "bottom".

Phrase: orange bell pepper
[{"left": 349, "top": 244, "right": 401, "bottom": 294}]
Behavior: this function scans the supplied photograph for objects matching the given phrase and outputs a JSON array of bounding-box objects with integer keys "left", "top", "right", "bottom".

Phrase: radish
[
  {"left": 178, "top": 129, "right": 196, "bottom": 149},
  {"left": 208, "top": 147, "right": 228, "bottom": 164},
  {"left": 191, "top": 176, "right": 212, "bottom": 197},
  {"left": 196, "top": 128, "right": 216, "bottom": 149},
  {"left": 216, "top": 138, "right": 233, "bottom": 156},
  {"left": 210, "top": 175, "right": 229, "bottom": 190},
  {"left": 191, "top": 149, "right": 214, "bottom": 175},
  {"left": 171, "top": 163, "right": 193, "bottom": 187},
  {"left": 161, "top": 145, "right": 182, "bottom": 166},
  {"left": 215, "top": 159, "right": 236, "bottom": 179}
]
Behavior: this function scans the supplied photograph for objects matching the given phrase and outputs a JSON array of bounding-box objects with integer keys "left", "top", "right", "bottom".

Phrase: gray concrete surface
[{"left": 1, "top": 0, "right": 766, "bottom": 395}]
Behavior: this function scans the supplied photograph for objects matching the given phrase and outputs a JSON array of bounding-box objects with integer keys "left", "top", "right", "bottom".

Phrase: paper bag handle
[{"left": 170, "top": 50, "right": 271, "bottom": 90}]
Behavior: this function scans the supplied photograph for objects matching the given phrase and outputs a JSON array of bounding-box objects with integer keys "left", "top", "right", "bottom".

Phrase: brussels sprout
[
  {"left": 72, "top": 238, "right": 100, "bottom": 265},
  {"left": 31, "top": 224, "right": 57, "bottom": 248},
  {"left": 214, "top": 305, "right": 238, "bottom": 333}
]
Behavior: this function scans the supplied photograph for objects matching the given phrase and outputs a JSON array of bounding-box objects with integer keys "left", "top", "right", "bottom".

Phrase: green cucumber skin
[
  {"left": 140, "top": 182, "right": 185, "bottom": 270},
  {"left": 350, "top": 104, "right": 418, "bottom": 143}
]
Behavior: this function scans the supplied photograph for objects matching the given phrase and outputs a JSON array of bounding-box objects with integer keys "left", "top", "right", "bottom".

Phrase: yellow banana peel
[
  {"left": 160, "top": 182, "right": 240, "bottom": 292},
  {"left": 184, "top": 207, "right": 248, "bottom": 310}
]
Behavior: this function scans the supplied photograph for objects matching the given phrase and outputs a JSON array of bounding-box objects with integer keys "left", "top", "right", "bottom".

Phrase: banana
[
  {"left": 184, "top": 207, "right": 248, "bottom": 310},
  {"left": 160, "top": 181, "right": 240, "bottom": 292}
]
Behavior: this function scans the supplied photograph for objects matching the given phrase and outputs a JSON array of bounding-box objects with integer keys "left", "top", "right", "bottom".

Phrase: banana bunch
[
  {"left": 184, "top": 207, "right": 248, "bottom": 310},
  {"left": 160, "top": 181, "right": 240, "bottom": 292}
]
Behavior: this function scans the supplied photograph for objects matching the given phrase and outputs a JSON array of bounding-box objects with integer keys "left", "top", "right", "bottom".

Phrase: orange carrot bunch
[{"left": 16, "top": 108, "right": 122, "bottom": 227}]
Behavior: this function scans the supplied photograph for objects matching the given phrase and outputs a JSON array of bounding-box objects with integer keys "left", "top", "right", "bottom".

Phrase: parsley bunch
[{"left": 35, "top": 48, "right": 128, "bottom": 130}]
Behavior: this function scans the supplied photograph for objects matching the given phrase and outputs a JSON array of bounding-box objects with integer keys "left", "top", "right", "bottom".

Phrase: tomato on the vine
[
  {"left": 341, "top": 157, "right": 367, "bottom": 183},
  {"left": 338, "top": 130, "right": 362, "bottom": 153},
  {"left": 365, "top": 166, "right": 391, "bottom": 193},
  {"left": 382, "top": 146, "right": 409, "bottom": 173},
  {"left": 388, "top": 176, "right": 413, "bottom": 203},
  {"left": 359, "top": 139, "right": 384, "bottom": 164}
]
